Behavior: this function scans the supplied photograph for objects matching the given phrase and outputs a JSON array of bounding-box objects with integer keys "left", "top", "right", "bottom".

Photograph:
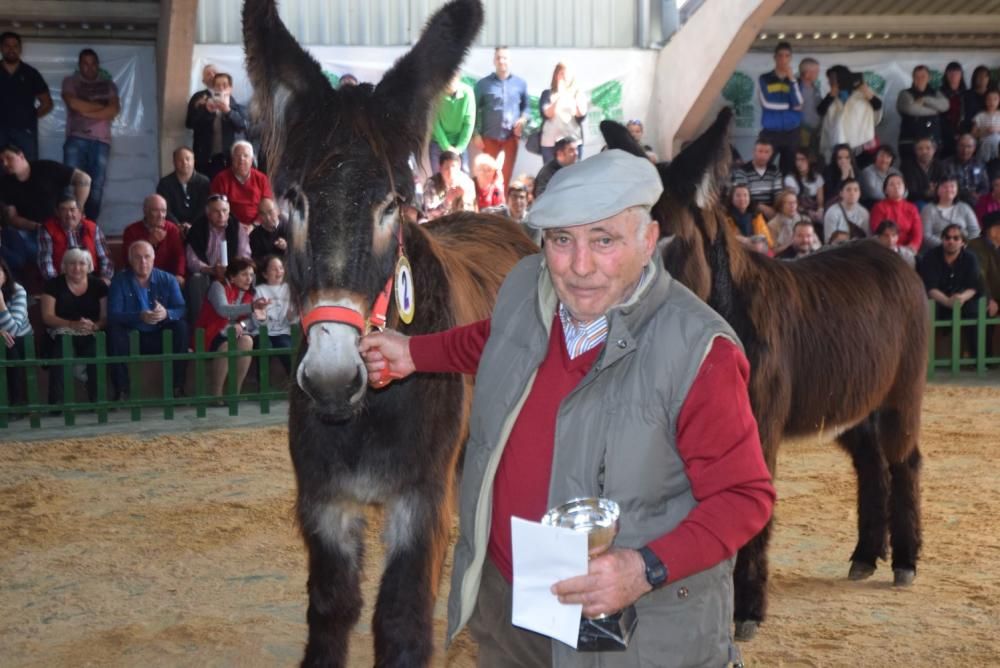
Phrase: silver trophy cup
[{"left": 542, "top": 497, "right": 637, "bottom": 651}]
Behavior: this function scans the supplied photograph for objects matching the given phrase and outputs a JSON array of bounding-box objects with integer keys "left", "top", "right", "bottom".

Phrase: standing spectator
[
  {"left": 472, "top": 153, "right": 504, "bottom": 211},
  {"left": 253, "top": 255, "right": 296, "bottom": 375},
  {"left": 972, "top": 89, "right": 1000, "bottom": 163},
  {"left": 963, "top": 66, "right": 992, "bottom": 125},
  {"left": 249, "top": 197, "right": 287, "bottom": 269},
  {"left": 921, "top": 177, "right": 980, "bottom": 251},
  {"left": 967, "top": 212, "right": 1000, "bottom": 318},
  {"left": 121, "top": 194, "right": 186, "bottom": 286},
  {"left": 823, "top": 178, "right": 870, "bottom": 241},
  {"left": 40, "top": 248, "right": 107, "bottom": 404},
  {"left": 423, "top": 150, "right": 477, "bottom": 219},
  {"left": 473, "top": 47, "right": 529, "bottom": 188},
  {"left": 975, "top": 175, "right": 1000, "bottom": 222},
  {"left": 107, "top": 240, "right": 188, "bottom": 401},
  {"left": 896, "top": 65, "right": 949, "bottom": 163},
  {"left": 539, "top": 62, "right": 588, "bottom": 163},
  {"left": 822, "top": 142, "right": 859, "bottom": 205},
  {"left": 818, "top": 65, "right": 883, "bottom": 162},
  {"left": 61, "top": 48, "right": 119, "bottom": 221},
  {"left": 725, "top": 183, "right": 772, "bottom": 247},
  {"left": 185, "top": 63, "right": 217, "bottom": 136},
  {"left": 858, "top": 146, "right": 902, "bottom": 209},
  {"left": 157, "top": 146, "right": 210, "bottom": 236},
  {"left": 776, "top": 220, "right": 819, "bottom": 259},
  {"left": 186, "top": 72, "right": 248, "bottom": 179},
  {"left": 919, "top": 223, "right": 982, "bottom": 355},
  {"left": 946, "top": 133, "right": 990, "bottom": 207},
  {"left": 209, "top": 141, "right": 273, "bottom": 227},
  {"left": 870, "top": 174, "right": 923, "bottom": 252},
  {"left": 1, "top": 144, "right": 90, "bottom": 280},
  {"left": 938, "top": 62, "right": 966, "bottom": 159},
  {"left": 783, "top": 147, "right": 824, "bottom": 225},
  {"left": 185, "top": 193, "right": 251, "bottom": 321},
  {"left": 533, "top": 137, "right": 579, "bottom": 200},
  {"left": 192, "top": 257, "right": 269, "bottom": 399},
  {"left": 874, "top": 220, "right": 917, "bottom": 269},
  {"left": 797, "top": 57, "right": 822, "bottom": 154},
  {"left": 38, "top": 191, "right": 113, "bottom": 283},
  {"left": 430, "top": 73, "right": 475, "bottom": 172},
  {"left": 0, "top": 32, "right": 54, "bottom": 161},
  {"left": 768, "top": 189, "right": 817, "bottom": 254},
  {"left": 0, "top": 256, "right": 32, "bottom": 410},
  {"left": 901, "top": 137, "right": 948, "bottom": 208},
  {"left": 757, "top": 41, "right": 802, "bottom": 174},
  {"left": 732, "top": 139, "right": 783, "bottom": 218}
]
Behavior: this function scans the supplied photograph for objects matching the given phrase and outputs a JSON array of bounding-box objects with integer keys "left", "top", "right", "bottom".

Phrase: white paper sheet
[{"left": 510, "top": 516, "right": 588, "bottom": 648}]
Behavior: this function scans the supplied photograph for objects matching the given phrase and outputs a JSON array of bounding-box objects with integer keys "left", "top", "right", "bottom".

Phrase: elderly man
[
  {"left": 184, "top": 193, "right": 250, "bottom": 320},
  {"left": 107, "top": 240, "right": 188, "bottom": 400},
  {"left": 121, "top": 194, "right": 187, "bottom": 286},
  {"left": 360, "top": 150, "right": 775, "bottom": 667},
  {"left": 249, "top": 197, "right": 287, "bottom": 268},
  {"left": 209, "top": 140, "right": 274, "bottom": 226},
  {"left": 156, "top": 146, "right": 210, "bottom": 235},
  {"left": 186, "top": 71, "right": 248, "bottom": 179},
  {"left": 38, "top": 191, "right": 113, "bottom": 283},
  {"left": 533, "top": 137, "right": 579, "bottom": 199}
]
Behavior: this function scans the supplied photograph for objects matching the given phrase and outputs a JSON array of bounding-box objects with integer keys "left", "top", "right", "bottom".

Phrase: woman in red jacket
[{"left": 870, "top": 173, "right": 922, "bottom": 252}]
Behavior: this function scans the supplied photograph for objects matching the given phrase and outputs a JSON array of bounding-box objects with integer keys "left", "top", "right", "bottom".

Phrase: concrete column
[
  {"left": 157, "top": 0, "right": 199, "bottom": 175},
  {"left": 648, "top": 0, "right": 783, "bottom": 159}
]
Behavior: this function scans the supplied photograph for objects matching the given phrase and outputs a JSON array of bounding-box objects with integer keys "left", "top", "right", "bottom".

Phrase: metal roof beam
[
  {"left": 3, "top": 1, "right": 161, "bottom": 25},
  {"left": 765, "top": 14, "right": 1000, "bottom": 33}
]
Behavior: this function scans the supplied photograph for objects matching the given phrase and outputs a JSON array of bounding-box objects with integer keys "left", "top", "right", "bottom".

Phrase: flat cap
[{"left": 525, "top": 149, "right": 663, "bottom": 229}]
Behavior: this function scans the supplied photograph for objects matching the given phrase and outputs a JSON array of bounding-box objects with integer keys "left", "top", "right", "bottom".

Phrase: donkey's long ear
[
  {"left": 664, "top": 107, "right": 734, "bottom": 208},
  {"left": 243, "top": 0, "right": 332, "bottom": 173},
  {"left": 374, "top": 0, "right": 484, "bottom": 157},
  {"left": 600, "top": 120, "right": 646, "bottom": 158}
]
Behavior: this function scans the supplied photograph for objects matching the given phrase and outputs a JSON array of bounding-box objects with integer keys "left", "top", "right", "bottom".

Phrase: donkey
[
  {"left": 602, "top": 110, "right": 928, "bottom": 641},
  {"left": 243, "top": 1, "right": 536, "bottom": 665}
]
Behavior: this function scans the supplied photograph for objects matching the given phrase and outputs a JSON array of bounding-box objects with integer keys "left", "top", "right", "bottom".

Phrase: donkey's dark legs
[
  {"left": 888, "top": 446, "right": 923, "bottom": 584},
  {"left": 837, "top": 416, "right": 890, "bottom": 580},
  {"left": 733, "top": 522, "right": 772, "bottom": 641},
  {"left": 300, "top": 503, "right": 366, "bottom": 668}
]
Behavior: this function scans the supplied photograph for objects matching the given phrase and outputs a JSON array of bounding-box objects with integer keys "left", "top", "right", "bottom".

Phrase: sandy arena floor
[{"left": 1, "top": 383, "right": 998, "bottom": 667}]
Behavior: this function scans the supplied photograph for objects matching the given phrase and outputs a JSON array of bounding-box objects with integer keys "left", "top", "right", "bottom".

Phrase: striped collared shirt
[{"left": 557, "top": 265, "right": 651, "bottom": 359}]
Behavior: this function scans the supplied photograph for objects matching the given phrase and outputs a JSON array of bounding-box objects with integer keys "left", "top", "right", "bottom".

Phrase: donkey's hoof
[
  {"left": 848, "top": 561, "right": 876, "bottom": 581},
  {"left": 734, "top": 620, "right": 758, "bottom": 641},
  {"left": 893, "top": 568, "right": 916, "bottom": 586}
]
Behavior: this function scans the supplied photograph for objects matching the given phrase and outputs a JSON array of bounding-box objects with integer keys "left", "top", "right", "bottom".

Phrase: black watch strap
[{"left": 638, "top": 546, "right": 668, "bottom": 589}]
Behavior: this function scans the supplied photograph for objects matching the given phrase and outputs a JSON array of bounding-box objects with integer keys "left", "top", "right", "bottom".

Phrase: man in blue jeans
[{"left": 62, "top": 48, "right": 119, "bottom": 221}]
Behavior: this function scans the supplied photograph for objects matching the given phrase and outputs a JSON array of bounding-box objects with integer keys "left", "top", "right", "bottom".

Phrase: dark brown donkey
[
  {"left": 602, "top": 110, "right": 928, "bottom": 641},
  {"left": 243, "top": 1, "right": 536, "bottom": 665}
]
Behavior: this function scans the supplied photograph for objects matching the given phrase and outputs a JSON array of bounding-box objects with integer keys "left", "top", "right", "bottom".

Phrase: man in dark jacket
[
  {"left": 185, "top": 72, "right": 248, "bottom": 179},
  {"left": 156, "top": 146, "right": 210, "bottom": 236}
]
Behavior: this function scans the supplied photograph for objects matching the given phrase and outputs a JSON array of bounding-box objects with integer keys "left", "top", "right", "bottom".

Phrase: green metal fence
[
  {"left": 927, "top": 297, "right": 1000, "bottom": 378},
  {"left": 0, "top": 325, "right": 301, "bottom": 429}
]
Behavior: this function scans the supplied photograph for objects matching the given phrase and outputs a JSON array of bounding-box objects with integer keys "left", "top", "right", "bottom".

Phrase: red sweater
[
  {"left": 411, "top": 318, "right": 775, "bottom": 584},
  {"left": 209, "top": 168, "right": 274, "bottom": 225},
  {"left": 870, "top": 198, "right": 923, "bottom": 251}
]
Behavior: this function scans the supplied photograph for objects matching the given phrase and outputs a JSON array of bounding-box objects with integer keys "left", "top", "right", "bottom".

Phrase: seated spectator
[
  {"left": 938, "top": 62, "right": 966, "bottom": 159},
  {"left": 827, "top": 230, "right": 851, "bottom": 246},
  {"left": 858, "top": 146, "right": 902, "bottom": 209},
  {"left": 107, "top": 241, "right": 188, "bottom": 400},
  {"left": 121, "top": 194, "right": 186, "bottom": 286},
  {"left": 747, "top": 234, "right": 770, "bottom": 255},
  {"left": 185, "top": 193, "right": 250, "bottom": 322},
  {"left": 725, "top": 183, "right": 772, "bottom": 247},
  {"left": 776, "top": 219, "right": 819, "bottom": 259},
  {"left": 964, "top": 65, "right": 992, "bottom": 125},
  {"left": 732, "top": 138, "right": 783, "bottom": 218},
  {"left": 896, "top": 64, "right": 949, "bottom": 162},
  {"left": 901, "top": 137, "right": 948, "bottom": 208},
  {"left": 253, "top": 255, "right": 296, "bottom": 375},
  {"left": 38, "top": 191, "right": 113, "bottom": 283},
  {"left": 921, "top": 176, "right": 980, "bottom": 251},
  {"left": 822, "top": 143, "right": 858, "bottom": 205},
  {"left": 768, "top": 189, "right": 817, "bottom": 254},
  {"left": 626, "top": 119, "right": 651, "bottom": 151},
  {"left": 209, "top": 140, "right": 274, "bottom": 227},
  {"left": 972, "top": 88, "right": 1000, "bottom": 162},
  {"left": 423, "top": 150, "right": 477, "bottom": 219},
  {"left": 0, "top": 256, "right": 32, "bottom": 409},
  {"left": 0, "top": 144, "right": 90, "bottom": 280},
  {"left": 968, "top": 211, "right": 1000, "bottom": 318},
  {"left": 249, "top": 197, "right": 287, "bottom": 269},
  {"left": 783, "top": 148, "right": 824, "bottom": 225},
  {"left": 515, "top": 173, "right": 536, "bottom": 206},
  {"left": 337, "top": 73, "right": 359, "bottom": 88},
  {"left": 482, "top": 180, "right": 529, "bottom": 223},
  {"left": 192, "top": 257, "right": 269, "bottom": 399},
  {"left": 533, "top": 137, "right": 579, "bottom": 200},
  {"left": 818, "top": 65, "right": 883, "bottom": 161},
  {"left": 919, "top": 223, "right": 983, "bottom": 353},
  {"left": 186, "top": 71, "right": 248, "bottom": 179},
  {"left": 946, "top": 134, "right": 990, "bottom": 206},
  {"left": 156, "top": 146, "right": 210, "bottom": 236},
  {"left": 40, "top": 248, "right": 107, "bottom": 404},
  {"left": 874, "top": 220, "right": 917, "bottom": 269},
  {"left": 472, "top": 152, "right": 504, "bottom": 210},
  {"left": 975, "top": 175, "right": 1000, "bottom": 222},
  {"left": 870, "top": 174, "right": 922, "bottom": 252},
  {"left": 823, "top": 178, "right": 870, "bottom": 242}
]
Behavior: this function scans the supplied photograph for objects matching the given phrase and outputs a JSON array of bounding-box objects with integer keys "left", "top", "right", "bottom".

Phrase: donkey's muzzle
[{"left": 296, "top": 322, "right": 368, "bottom": 413}]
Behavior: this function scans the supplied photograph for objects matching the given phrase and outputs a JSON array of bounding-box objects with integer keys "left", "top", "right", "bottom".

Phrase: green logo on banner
[{"left": 723, "top": 72, "right": 756, "bottom": 129}]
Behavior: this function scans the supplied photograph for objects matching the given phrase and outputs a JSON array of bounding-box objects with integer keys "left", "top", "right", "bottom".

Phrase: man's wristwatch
[{"left": 637, "top": 546, "right": 668, "bottom": 589}]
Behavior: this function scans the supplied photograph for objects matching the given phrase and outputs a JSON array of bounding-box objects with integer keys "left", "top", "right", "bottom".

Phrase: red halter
[{"left": 299, "top": 225, "right": 402, "bottom": 338}]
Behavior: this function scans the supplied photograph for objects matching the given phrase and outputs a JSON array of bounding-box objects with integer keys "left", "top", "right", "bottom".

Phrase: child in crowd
[
  {"left": 973, "top": 89, "right": 1000, "bottom": 162},
  {"left": 254, "top": 255, "right": 297, "bottom": 375}
]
